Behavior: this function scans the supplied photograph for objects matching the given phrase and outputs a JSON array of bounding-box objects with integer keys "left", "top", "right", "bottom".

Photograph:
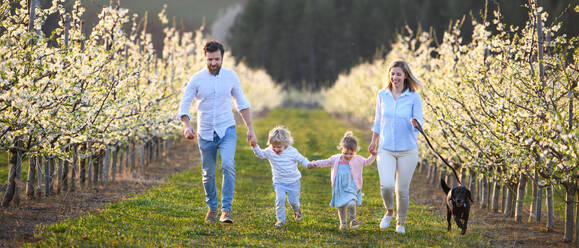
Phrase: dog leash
[{"left": 412, "top": 119, "right": 462, "bottom": 185}]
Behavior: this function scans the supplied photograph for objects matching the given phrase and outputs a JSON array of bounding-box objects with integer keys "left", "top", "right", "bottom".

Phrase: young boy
[{"left": 252, "top": 126, "right": 309, "bottom": 227}]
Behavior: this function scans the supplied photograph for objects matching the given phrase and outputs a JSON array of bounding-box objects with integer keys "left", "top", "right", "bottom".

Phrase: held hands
[
  {"left": 247, "top": 129, "right": 257, "bottom": 147},
  {"left": 368, "top": 140, "right": 377, "bottom": 156},
  {"left": 306, "top": 163, "right": 314, "bottom": 169}
]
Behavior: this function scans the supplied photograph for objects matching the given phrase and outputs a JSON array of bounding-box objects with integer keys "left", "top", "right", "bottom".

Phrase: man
[{"left": 177, "top": 40, "right": 257, "bottom": 224}]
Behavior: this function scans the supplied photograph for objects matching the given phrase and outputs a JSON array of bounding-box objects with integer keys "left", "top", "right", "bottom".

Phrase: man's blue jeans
[{"left": 198, "top": 126, "right": 237, "bottom": 211}]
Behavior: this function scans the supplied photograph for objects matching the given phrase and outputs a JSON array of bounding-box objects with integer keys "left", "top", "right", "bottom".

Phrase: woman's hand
[{"left": 410, "top": 118, "right": 421, "bottom": 130}]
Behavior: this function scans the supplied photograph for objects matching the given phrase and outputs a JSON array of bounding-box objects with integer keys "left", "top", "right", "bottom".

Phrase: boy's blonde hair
[
  {"left": 338, "top": 131, "right": 359, "bottom": 152},
  {"left": 268, "top": 126, "right": 294, "bottom": 147}
]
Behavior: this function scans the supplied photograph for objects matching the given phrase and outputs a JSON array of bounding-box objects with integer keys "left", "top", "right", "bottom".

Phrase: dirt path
[
  {"left": 410, "top": 170, "right": 575, "bottom": 248},
  {"left": 0, "top": 140, "right": 200, "bottom": 248}
]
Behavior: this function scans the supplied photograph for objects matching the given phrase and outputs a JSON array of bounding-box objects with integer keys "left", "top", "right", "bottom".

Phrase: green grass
[{"left": 26, "top": 109, "right": 493, "bottom": 247}]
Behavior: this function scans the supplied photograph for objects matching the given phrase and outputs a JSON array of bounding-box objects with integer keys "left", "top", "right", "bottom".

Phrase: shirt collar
[{"left": 385, "top": 88, "right": 411, "bottom": 97}]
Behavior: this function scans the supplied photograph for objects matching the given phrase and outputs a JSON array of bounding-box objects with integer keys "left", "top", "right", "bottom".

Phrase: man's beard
[{"left": 208, "top": 65, "right": 221, "bottom": 75}]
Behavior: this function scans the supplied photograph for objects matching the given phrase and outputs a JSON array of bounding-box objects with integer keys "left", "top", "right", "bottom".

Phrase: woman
[{"left": 368, "top": 60, "right": 423, "bottom": 234}]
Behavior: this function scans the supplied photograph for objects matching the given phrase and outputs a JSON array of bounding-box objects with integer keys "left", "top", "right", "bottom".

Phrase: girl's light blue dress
[{"left": 329, "top": 163, "right": 363, "bottom": 208}]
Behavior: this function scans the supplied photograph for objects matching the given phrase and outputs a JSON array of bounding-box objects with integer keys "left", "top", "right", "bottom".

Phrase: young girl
[
  {"left": 252, "top": 127, "right": 310, "bottom": 227},
  {"left": 307, "top": 131, "right": 375, "bottom": 231}
]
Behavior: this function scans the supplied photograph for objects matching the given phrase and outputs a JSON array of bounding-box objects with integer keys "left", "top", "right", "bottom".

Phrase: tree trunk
[
  {"left": 26, "top": 156, "right": 36, "bottom": 198},
  {"left": 2, "top": 143, "right": 22, "bottom": 207},
  {"left": 130, "top": 142, "right": 136, "bottom": 173},
  {"left": 87, "top": 148, "right": 93, "bottom": 187},
  {"left": 155, "top": 137, "right": 160, "bottom": 161},
  {"left": 140, "top": 142, "right": 146, "bottom": 171},
  {"left": 70, "top": 145, "right": 77, "bottom": 192},
  {"left": 62, "top": 156, "right": 69, "bottom": 192},
  {"left": 502, "top": 182, "right": 507, "bottom": 213},
  {"left": 44, "top": 156, "right": 51, "bottom": 196},
  {"left": 102, "top": 148, "right": 110, "bottom": 182},
  {"left": 504, "top": 184, "right": 514, "bottom": 217},
  {"left": 481, "top": 176, "right": 488, "bottom": 209},
  {"left": 469, "top": 170, "right": 476, "bottom": 201},
  {"left": 446, "top": 171, "right": 455, "bottom": 188},
  {"left": 491, "top": 180, "right": 500, "bottom": 212},
  {"left": 35, "top": 156, "right": 43, "bottom": 197},
  {"left": 439, "top": 167, "right": 446, "bottom": 188},
  {"left": 536, "top": 185, "right": 543, "bottom": 222},
  {"left": 434, "top": 166, "right": 439, "bottom": 185},
  {"left": 148, "top": 139, "right": 154, "bottom": 163},
  {"left": 546, "top": 185, "right": 554, "bottom": 231},
  {"left": 93, "top": 152, "right": 100, "bottom": 184},
  {"left": 486, "top": 176, "right": 492, "bottom": 209},
  {"left": 529, "top": 173, "right": 538, "bottom": 222},
  {"left": 428, "top": 165, "right": 435, "bottom": 184},
  {"left": 426, "top": 162, "right": 431, "bottom": 182},
  {"left": 111, "top": 147, "right": 118, "bottom": 181},
  {"left": 80, "top": 145, "right": 86, "bottom": 187},
  {"left": 425, "top": 160, "right": 431, "bottom": 180},
  {"left": 563, "top": 185, "right": 575, "bottom": 242},
  {"left": 56, "top": 158, "right": 63, "bottom": 194},
  {"left": 511, "top": 181, "right": 517, "bottom": 217},
  {"left": 515, "top": 175, "right": 527, "bottom": 222},
  {"left": 164, "top": 138, "right": 170, "bottom": 160},
  {"left": 49, "top": 157, "right": 55, "bottom": 193},
  {"left": 575, "top": 181, "right": 578, "bottom": 243},
  {"left": 119, "top": 146, "right": 125, "bottom": 175},
  {"left": 460, "top": 168, "right": 467, "bottom": 186}
]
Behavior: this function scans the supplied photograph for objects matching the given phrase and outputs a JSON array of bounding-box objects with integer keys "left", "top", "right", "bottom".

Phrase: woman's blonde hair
[
  {"left": 386, "top": 60, "right": 423, "bottom": 92},
  {"left": 267, "top": 126, "right": 294, "bottom": 147},
  {"left": 338, "top": 131, "right": 359, "bottom": 152}
]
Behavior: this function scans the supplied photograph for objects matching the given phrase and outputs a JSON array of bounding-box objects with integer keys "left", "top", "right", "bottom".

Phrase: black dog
[{"left": 441, "top": 179, "right": 473, "bottom": 235}]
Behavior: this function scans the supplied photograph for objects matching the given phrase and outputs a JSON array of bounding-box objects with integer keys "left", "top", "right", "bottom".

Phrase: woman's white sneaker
[
  {"left": 395, "top": 225, "right": 405, "bottom": 234},
  {"left": 379, "top": 215, "right": 392, "bottom": 230}
]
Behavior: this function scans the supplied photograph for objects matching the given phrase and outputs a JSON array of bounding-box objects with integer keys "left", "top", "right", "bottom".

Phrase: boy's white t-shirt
[{"left": 252, "top": 145, "right": 310, "bottom": 184}]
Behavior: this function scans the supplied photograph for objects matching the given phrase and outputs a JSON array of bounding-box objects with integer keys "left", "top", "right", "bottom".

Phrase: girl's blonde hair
[
  {"left": 267, "top": 126, "right": 294, "bottom": 147},
  {"left": 386, "top": 60, "right": 423, "bottom": 92},
  {"left": 338, "top": 131, "right": 359, "bottom": 152}
]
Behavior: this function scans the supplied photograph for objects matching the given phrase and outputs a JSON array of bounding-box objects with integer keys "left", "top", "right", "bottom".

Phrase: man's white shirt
[{"left": 177, "top": 67, "right": 250, "bottom": 141}]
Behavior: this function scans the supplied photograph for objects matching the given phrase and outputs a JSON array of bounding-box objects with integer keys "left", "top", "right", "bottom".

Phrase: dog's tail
[{"left": 441, "top": 178, "right": 451, "bottom": 195}]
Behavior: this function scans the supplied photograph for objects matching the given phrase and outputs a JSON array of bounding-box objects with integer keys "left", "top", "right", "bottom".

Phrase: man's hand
[
  {"left": 180, "top": 115, "right": 196, "bottom": 140},
  {"left": 184, "top": 126, "right": 197, "bottom": 140},
  {"left": 247, "top": 129, "right": 257, "bottom": 147}
]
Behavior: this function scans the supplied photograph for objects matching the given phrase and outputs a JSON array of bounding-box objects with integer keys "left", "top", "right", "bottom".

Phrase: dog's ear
[{"left": 467, "top": 190, "right": 474, "bottom": 203}]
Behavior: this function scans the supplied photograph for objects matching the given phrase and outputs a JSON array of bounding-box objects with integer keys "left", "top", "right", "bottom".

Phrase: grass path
[{"left": 27, "top": 109, "right": 491, "bottom": 247}]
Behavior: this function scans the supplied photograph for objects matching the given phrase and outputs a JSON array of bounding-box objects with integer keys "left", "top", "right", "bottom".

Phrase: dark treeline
[{"left": 228, "top": 0, "right": 578, "bottom": 90}]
